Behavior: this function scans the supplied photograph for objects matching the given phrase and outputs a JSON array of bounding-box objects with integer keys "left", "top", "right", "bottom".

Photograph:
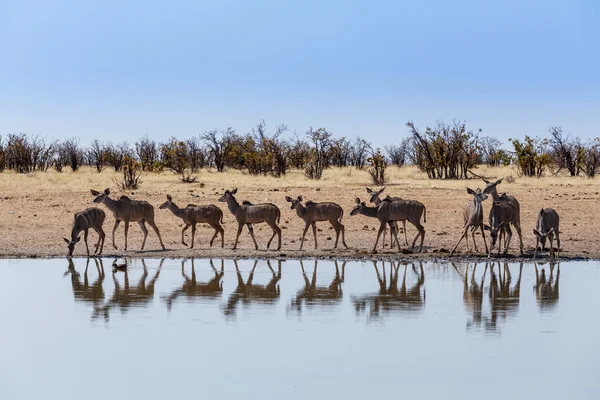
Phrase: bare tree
[
  {"left": 304, "top": 127, "right": 332, "bottom": 180},
  {"left": 548, "top": 126, "right": 583, "bottom": 176},
  {"left": 201, "top": 128, "right": 234, "bottom": 172},
  {"left": 88, "top": 139, "right": 106, "bottom": 172}
]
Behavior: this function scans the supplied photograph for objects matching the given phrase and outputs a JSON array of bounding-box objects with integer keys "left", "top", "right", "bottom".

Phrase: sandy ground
[{"left": 0, "top": 166, "right": 598, "bottom": 261}]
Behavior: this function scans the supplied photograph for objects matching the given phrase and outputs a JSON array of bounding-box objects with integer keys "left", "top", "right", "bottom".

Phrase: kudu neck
[
  {"left": 226, "top": 196, "right": 240, "bottom": 215},
  {"left": 167, "top": 202, "right": 186, "bottom": 218}
]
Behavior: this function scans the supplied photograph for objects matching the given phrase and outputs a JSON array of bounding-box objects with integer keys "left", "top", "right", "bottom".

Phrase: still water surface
[{"left": 0, "top": 258, "right": 598, "bottom": 399}]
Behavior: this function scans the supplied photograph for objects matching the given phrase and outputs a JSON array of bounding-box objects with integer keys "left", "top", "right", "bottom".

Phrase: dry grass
[{"left": 1, "top": 165, "right": 599, "bottom": 259}]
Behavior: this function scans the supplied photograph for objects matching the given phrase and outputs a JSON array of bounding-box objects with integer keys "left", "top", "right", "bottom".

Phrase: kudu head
[
  {"left": 285, "top": 195, "right": 303, "bottom": 210},
  {"left": 484, "top": 217, "right": 504, "bottom": 249},
  {"left": 350, "top": 197, "right": 367, "bottom": 216},
  {"left": 533, "top": 209, "right": 550, "bottom": 249},
  {"left": 366, "top": 187, "right": 385, "bottom": 204},
  {"left": 482, "top": 178, "right": 503, "bottom": 195},
  {"left": 467, "top": 187, "right": 488, "bottom": 203},
  {"left": 159, "top": 194, "right": 174, "bottom": 210},
  {"left": 90, "top": 188, "right": 111, "bottom": 204},
  {"left": 63, "top": 236, "right": 81, "bottom": 257},
  {"left": 218, "top": 188, "right": 237, "bottom": 203}
]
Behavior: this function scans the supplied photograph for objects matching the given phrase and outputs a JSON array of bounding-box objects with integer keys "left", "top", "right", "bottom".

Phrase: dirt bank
[{"left": 0, "top": 166, "right": 598, "bottom": 261}]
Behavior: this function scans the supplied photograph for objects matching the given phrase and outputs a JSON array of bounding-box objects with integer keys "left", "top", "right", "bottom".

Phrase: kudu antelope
[
  {"left": 223, "top": 260, "right": 282, "bottom": 317},
  {"left": 352, "top": 261, "right": 425, "bottom": 320},
  {"left": 285, "top": 195, "right": 348, "bottom": 250},
  {"left": 90, "top": 188, "right": 165, "bottom": 251},
  {"left": 534, "top": 262, "right": 560, "bottom": 311},
  {"left": 289, "top": 260, "right": 345, "bottom": 313},
  {"left": 163, "top": 259, "right": 225, "bottom": 311},
  {"left": 350, "top": 197, "right": 426, "bottom": 252},
  {"left": 63, "top": 207, "right": 106, "bottom": 256},
  {"left": 450, "top": 188, "right": 489, "bottom": 255},
  {"left": 533, "top": 208, "right": 560, "bottom": 259},
  {"left": 366, "top": 187, "right": 408, "bottom": 248},
  {"left": 160, "top": 195, "right": 224, "bottom": 248},
  {"left": 219, "top": 188, "right": 281, "bottom": 250},
  {"left": 485, "top": 200, "right": 518, "bottom": 257},
  {"left": 482, "top": 178, "right": 523, "bottom": 255},
  {"left": 93, "top": 259, "right": 164, "bottom": 320}
]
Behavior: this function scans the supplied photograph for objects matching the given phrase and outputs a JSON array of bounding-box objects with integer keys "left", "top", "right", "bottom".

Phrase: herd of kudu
[
  {"left": 63, "top": 178, "right": 560, "bottom": 259},
  {"left": 64, "top": 257, "right": 559, "bottom": 325}
]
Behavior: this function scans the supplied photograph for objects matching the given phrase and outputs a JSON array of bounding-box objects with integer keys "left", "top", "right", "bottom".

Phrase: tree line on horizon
[{"left": 1, "top": 120, "right": 599, "bottom": 188}]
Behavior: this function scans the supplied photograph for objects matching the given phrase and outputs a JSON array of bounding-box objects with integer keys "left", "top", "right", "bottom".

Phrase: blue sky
[{"left": 0, "top": 0, "right": 598, "bottom": 148}]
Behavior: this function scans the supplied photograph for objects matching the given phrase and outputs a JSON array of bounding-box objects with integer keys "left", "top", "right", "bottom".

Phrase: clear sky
[{"left": 1, "top": 0, "right": 598, "bottom": 148}]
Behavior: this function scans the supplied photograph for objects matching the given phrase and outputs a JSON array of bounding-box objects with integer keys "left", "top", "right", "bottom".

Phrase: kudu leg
[
  {"left": 190, "top": 223, "right": 197, "bottom": 249},
  {"left": 549, "top": 234, "right": 555, "bottom": 258},
  {"left": 84, "top": 229, "right": 90, "bottom": 256},
  {"left": 372, "top": 223, "right": 386, "bottom": 252},
  {"left": 300, "top": 223, "right": 310, "bottom": 250},
  {"left": 147, "top": 219, "right": 166, "bottom": 250},
  {"left": 266, "top": 223, "right": 281, "bottom": 251},
  {"left": 247, "top": 224, "right": 259, "bottom": 250},
  {"left": 533, "top": 236, "right": 539, "bottom": 259},
  {"left": 112, "top": 220, "right": 121, "bottom": 250},
  {"left": 402, "top": 221, "right": 408, "bottom": 246},
  {"left": 310, "top": 222, "right": 317, "bottom": 250},
  {"left": 138, "top": 220, "right": 149, "bottom": 250},
  {"left": 208, "top": 224, "right": 221, "bottom": 248},
  {"left": 181, "top": 224, "right": 190, "bottom": 246},
  {"left": 232, "top": 224, "right": 243, "bottom": 250},
  {"left": 336, "top": 220, "right": 348, "bottom": 249},
  {"left": 450, "top": 226, "right": 469, "bottom": 256},
  {"left": 471, "top": 227, "right": 478, "bottom": 252},
  {"left": 93, "top": 227, "right": 105, "bottom": 255},
  {"left": 480, "top": 225, "right": 488, "bottom": 255},
  {"left": 123, "top": 221, "right": 130, "bottom": 251},
  {"left": 555, "top": 230, "right": 560, "bottom": 258}
]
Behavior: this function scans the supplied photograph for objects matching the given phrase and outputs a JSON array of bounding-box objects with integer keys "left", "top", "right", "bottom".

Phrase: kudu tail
[
  {"left": 277, "top": 209, "right": 281, "bottom": 224},
  {"left": 339, "top": 208, "right": 344, "bottom": 223}
]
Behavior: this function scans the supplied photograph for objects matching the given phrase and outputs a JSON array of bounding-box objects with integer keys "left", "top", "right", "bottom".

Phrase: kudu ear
[
  {"left": 496, "top": 178, "right": 503, "bottom": 185},
  {"left": 355, "top": 197, "right": 361, "bottom": 204},
  {"left": 297, "top": 195, "right": 303, "bottom": 202},
  {"left": 539, "top": 208, "right": 545, "bottom": 216},
  {"left": 366, "top": 187, "right": 373, "bottom": 194},
  {"left": 104, "top": 188, "right": 110, "bottom": 195},
  {"left": 482, "top": 178, "right": 490, "bottom": 184},
  {"left": 377, "top": 187, "right": 386, "bottom": 195},
  {"left": 481, "top": 194, "right": 488, "bottom": 201},
  {"left": 533, "top": 228, "right": 540, "bottom": 236},
  {"left": 466, "top": 187, "right": 475, "bottom": 195},
  {"left": 167, "top": 194, "right": 172, "bottom": 201},
  {"left": 90, "top": 189, "right": 99, "bottom": 196},
  {"left": 285, "top": 196, "right": 293, "bottom": 202},
  {"left": 231, "top": 188, "right": 238, "bottom": 194},
  {"left": 63, "top": 237, "right": 70, "bottom": 244}
]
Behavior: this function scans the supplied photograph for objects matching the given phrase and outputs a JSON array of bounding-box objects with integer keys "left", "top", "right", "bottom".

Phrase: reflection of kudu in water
[
  {"left": 223, "top": 260, "right": 282, "bottom": 316},
  {"left": 534, "top": 262, "right": 560, "bottom": 311},
  {"left": 352, "top": 261, "right": 425, "bottom": 319},
  {"left": 289, "top": 260, "right": 345, "bottom": 313},
  {"left": 64, "top": 258, "right": 106, "bottom": 307},
  {"left": 486, "top": 262, "right": 523, "bottom": 331},
  {"left": 93, "top": 259, "right": 164, "bottom": 320},
  {"left": 455, "top": 263, "right": 488, "bottom": 329},
  {"left": 163, "top": 259, "right": 225, "bottom": 311}
]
